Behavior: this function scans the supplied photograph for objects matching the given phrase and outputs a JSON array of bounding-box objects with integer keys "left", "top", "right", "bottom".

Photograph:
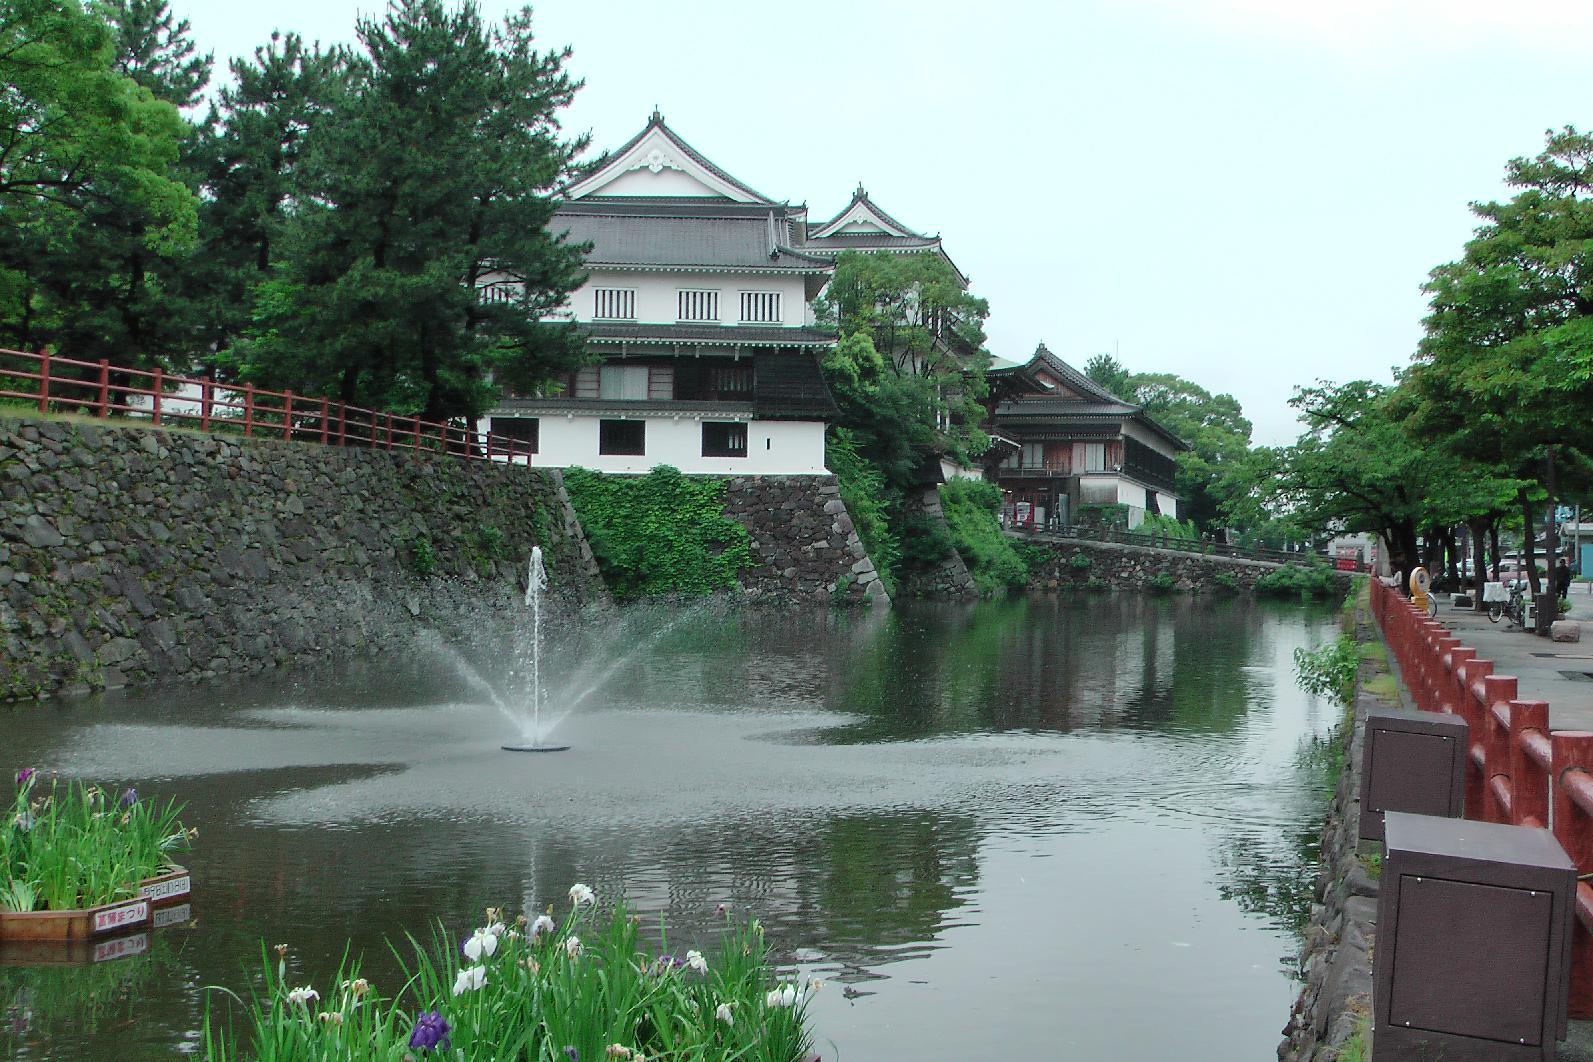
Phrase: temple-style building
[
  {"left": 984, "top": 344, "right": 1186, "bottom": 529},
  {"left": 800, "top": 184, "right": 966, "bottom": 285},
  {"left": 480, "top": 111, "right": 837, "bottom": 475}
]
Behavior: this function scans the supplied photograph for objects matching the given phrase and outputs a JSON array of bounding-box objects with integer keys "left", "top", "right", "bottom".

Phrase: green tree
[
  {"left": 0, "top": 0, "right": 196, "bottom": 354},
  {"left": 198, "top": 32, "right": 344, "bottom": 359},
  {"left": 1415, "top": 126, "right": 1593, "bottom": 591},
  {"left": 230, "top": 0, "right": 589, "bottom": 421},
  {"left": 99, "top": 0, "right": 211, "bottom": 109},
  {"left": 1082, "top": 352, "right": 1134, "bottom": 399},
  {"left": 1084, "top": 356, "right": 1255, "bottom": 534},
  {"left": 816, "top": 249, "right": 990, "bottom": 488},
  {"left": 1276, "top": 380, "right": 1511, "bottom": 576}
]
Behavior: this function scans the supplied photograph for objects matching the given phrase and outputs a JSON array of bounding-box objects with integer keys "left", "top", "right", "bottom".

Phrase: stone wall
[
  {"left": 1021, "top": 537, "right": 1347, "bottom": 593},
  {"left": 0, "top": 416, "right": 604, "bottom": 701},
  {"left": 1279, "top": 610, "right": 1389, "bottom": 1061},
  {"left": 894, "top": 484, "right": 979, "bottom": 600},
  {"left": 720, "top": 475, "right": 887, "bottom": 606}
]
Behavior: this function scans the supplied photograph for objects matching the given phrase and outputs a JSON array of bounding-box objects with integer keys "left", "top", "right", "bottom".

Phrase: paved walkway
[{"left": 1426, "top": 595, "right": 1593, "bottom": 732}]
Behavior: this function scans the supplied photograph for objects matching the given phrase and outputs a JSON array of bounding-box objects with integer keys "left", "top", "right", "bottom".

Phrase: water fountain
[{"left": 503, "top": 547, "right": 571, "bottom": 753}]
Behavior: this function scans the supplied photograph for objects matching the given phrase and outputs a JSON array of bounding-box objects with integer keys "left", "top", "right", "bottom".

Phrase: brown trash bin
[
  {"left": 1374, "top": 812, "right": 1574, "bottom": 1060},
  {"left": 1358, "top": 706, "right": 1467, "bottom": 842}
]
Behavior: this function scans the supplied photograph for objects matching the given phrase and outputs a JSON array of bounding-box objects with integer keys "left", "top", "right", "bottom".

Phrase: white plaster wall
[
  {"left": 587, "top": 167, "right": 727, "bottom": 198},
  {"left": 1116, "top": 479, "right": 1148, "bottom": 510},
  {"left": 478, "top": 415, "right": 827, "bottom": 475},
  {"left": 571, "top": 271, "right": 807, "bottom": 327},
  {"left": 940, "top": 459, "right": 985, "bottom": 482},
  {"left": 1155, "top": 491, "right": 1179, "bottom": 519}
]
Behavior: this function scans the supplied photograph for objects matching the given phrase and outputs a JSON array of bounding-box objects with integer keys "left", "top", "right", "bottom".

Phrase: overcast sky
[{"left": 171, "top": 0, "right": 1593, "bottom": 443}]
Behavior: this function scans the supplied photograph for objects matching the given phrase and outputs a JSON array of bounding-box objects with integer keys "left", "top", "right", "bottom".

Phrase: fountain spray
[{"left": 503, "top": 546, "right": 570, "bottom": 753}]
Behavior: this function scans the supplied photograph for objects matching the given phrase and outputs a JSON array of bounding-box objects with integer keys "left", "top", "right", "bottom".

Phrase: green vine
[{"left": 561, "top": 466, "right": 754, "bottom": 600}]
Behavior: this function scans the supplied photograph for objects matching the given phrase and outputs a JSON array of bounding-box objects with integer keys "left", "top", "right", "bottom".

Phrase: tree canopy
[{"left": 817, "top": 249, "right": 990, "bottom": 489}]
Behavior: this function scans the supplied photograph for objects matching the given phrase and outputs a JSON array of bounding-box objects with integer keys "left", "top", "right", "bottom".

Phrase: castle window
[
  {"left": 677, "top": 289, "right": 720, "bottom": 322},
  {"left": 702, "top": 422, "right": 748, "bottom": 458},
  {"left": 593, "top": 288, "right": 635, "bottom": 319},
  {"left": 739, "top": 291, "right": 782, "bottom": 323},
  {"left": 599, "top": 420, "right": 645, "bottom": 455}
]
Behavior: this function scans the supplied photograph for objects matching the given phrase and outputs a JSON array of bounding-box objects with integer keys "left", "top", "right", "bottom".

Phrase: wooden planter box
[
  {"left": 137, "top": 864, "right": 191, "bottom": 908},
  {"left": 0, "top": 895, "right": 150, "bottom": 943},
  {"left": 0, "top": 864, "right": 190, "bottom": 944}
]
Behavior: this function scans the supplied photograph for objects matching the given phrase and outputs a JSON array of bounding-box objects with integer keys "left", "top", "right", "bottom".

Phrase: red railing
[
  {"left": 1371, "top": 578, "right": 1593, "bottom": 1015},
  {"left": 0, "top": 348, "right": 537, "bottom": 466}
]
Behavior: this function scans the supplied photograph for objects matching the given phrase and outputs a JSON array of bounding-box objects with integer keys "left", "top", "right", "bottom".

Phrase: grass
[
  {"left": 204, "top": 891, "right": 817, "bottom": 1062},
  {"left": 1358, "top": 852, "right": 1382, "bottom": 881},
  {"left": 2, "top": 771, "right": 191, "bottom": 911},
  {"left": 1363, "top": 674, "right": 1400, "bottom": 703},
  {"left": 1336, "top": 1014, "right": 1369, "bottom": 1062}
]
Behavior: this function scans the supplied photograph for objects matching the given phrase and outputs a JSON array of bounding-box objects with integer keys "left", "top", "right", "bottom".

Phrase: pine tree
[{"left": 233, "top": 0, "right": 590, "bottom": 421}]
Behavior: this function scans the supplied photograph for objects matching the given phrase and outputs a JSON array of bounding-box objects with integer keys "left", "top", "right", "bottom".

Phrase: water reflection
[{"left": 0, "top": 596, "right": 1339, "bottom": 1061}]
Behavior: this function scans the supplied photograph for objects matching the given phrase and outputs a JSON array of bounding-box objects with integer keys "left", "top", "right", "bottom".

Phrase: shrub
[
  {"left": 899, "top": 512, "right": 955, "bottom": 567},
  {"left": 1147, "top": 571, "right": 1176, "bottom": 593},
  {"left": 1075, "top": 503, "right": 1130, "bottom": 530},
  {"left": 1012, "top": 541, "right": 1053, "bottom": 573},
  {"left": 1253, "top": 562, "right": 1339, "bottom": 597},
  {"left": 826, "top": 429, "right": 901, "bottom": 593},
  {"left": 562, "top": 466, "right": 754, "bottom": 600},
  {"left": 2, "top": 772, "right": 190, "bottom": 912},
  {"left": 205, "top": 896, "right": 817, "bottom": 1062},
  {"left": 1068, "top": 552, "right": 1092, "bottom": 571},
  {"left": 1138, "top": 514, "right": 1198, "bottom": 540},
  {"left": 1212, "top": 571, "right": 1241, "bottom": 593},
  {"left": 1084, "top": 575, "right": 1108, "bottom": 592},
  {"left": 1293, "top": 634, "right": 1359, "bottom": 706},
  {"left": 409, "top": 531, "right": 438, "bottom": 576},
  {"left": 939, "top": 479, "right": 1030, "bottom": 594}
]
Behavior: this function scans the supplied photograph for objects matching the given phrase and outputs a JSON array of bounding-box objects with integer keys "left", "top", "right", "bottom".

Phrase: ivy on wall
[{"left": 561, "top": 466, "right": 754, "bottom": 600}]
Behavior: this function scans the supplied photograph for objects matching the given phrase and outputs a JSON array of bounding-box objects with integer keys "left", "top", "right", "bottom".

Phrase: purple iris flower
[
  {"left": 119, "top": 788, "right": 138, "bottom": 808},
  {"left": 15, "top": 768, "right": 35, "bottom": 787},
  {"left": 564, "top": 1048, "right": 579, "bottom": 1061},
  {"left": 409, "top": 1011, "right": 451, "bottom": 1052}
]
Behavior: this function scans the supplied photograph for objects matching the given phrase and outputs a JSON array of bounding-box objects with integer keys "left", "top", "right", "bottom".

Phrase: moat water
[{"left": 1, "top": 595, "right": 1341, "bottom": 1061}]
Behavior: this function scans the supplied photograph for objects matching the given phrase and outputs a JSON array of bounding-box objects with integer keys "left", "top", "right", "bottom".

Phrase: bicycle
[{"left": 1487, "top": 580, "right": 1527, "bottom": 626}]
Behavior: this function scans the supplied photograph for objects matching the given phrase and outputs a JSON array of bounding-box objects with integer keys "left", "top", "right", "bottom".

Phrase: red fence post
[
  {"left": 243, "top": 383, "right": 254, "bottom": 437},
  {"left": 1552, "top": 732, "right": 1593, "bottom": 1018},
  {"left": 338, "top": 401, "right": 347, "bottom": 446},
  {"left": 283, "top": 390, "right": 294, "bottom": 440},
  {"left": 37, "top": 349, "right": 49, "bottom": 414},
  {"left": 320, "top": 397, "right": 330, "bottom": 444},
  {"left": 1482, "top": 674, "right": 1518, "bottom": 822},
  {"left": 97, "top": 358, "right": 110, "bottom": 418},
  {"left": 200, "top": 378, "right": 211, "bottom": 431},
  {"left": 151, "top": 367, "right": 163, "bottom": 426},
  {"left": 413, "top": 414, "right": 420, "bottom": 451},
  {"left": 385, "top": 413, "right": 393, "bottom": 450},
  {"left": 1509, "top": 700, "right": 1551, "bottom": 829}
]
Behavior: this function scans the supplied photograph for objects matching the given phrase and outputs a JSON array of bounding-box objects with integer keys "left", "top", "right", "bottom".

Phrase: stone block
[
  {"left": 1552, "top": 620, "right": 1581, "bottom": 643},
  {"left": 19, "top": 514, "right": 64, "bottom": 548}
]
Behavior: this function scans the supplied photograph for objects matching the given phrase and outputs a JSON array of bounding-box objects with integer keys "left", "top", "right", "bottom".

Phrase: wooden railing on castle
[
  {"left": 0, "top": 348, "right": 536, "bottom": 465},
  {"left": 1372, "top": 577, "right": 1593, "bottom": 1016}
]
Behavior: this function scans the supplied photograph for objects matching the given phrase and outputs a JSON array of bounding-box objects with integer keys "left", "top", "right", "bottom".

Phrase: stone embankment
[
  {"left": 1, "top": 415, "right": 604, "bottom": 700},
  {"left": 1279, "top": 607, "right": 1390, "bottom": 1061},
  {"left": 1020, "top": 536, "right": 1350, "bottom": 593},
  {"left": 721, "top": 475, "right": 887, "bottom": 605},
  {"left": 893, "top": 484, "right": 979, "bottom": 600}
]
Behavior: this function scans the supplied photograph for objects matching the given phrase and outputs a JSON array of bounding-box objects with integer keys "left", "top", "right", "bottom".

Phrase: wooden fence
[
  {"left": 0, "top": 348, "right": 536, "bottom": 465},
  {"left": 1372, "top": 577, "right": 1593, "bottom": 1016}
]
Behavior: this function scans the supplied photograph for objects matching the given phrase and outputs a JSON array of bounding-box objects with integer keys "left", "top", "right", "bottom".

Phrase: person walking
[{"left": 1557, "top": 557, "right": 1572, "bottom": 601}]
